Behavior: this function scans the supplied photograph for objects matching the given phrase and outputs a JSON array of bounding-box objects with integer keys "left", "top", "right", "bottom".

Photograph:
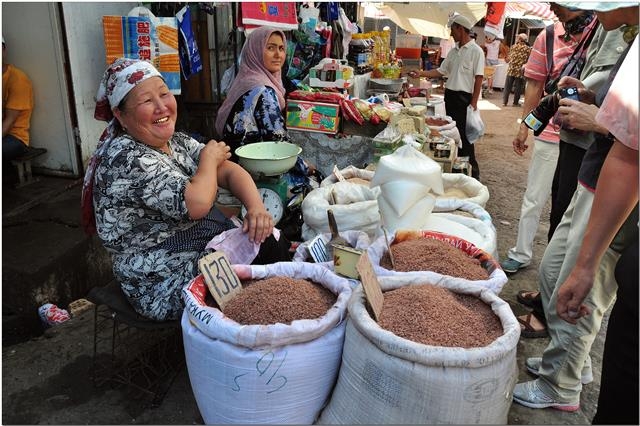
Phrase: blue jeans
[{"left": 3, "top": 134, "right": 28, "bottom": 162}]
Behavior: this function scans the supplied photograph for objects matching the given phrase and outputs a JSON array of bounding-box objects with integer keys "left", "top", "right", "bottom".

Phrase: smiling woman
[
  {"left": 81, "top": 58, "right": 292, "bottom": 322},
  {"left": 214, "top": 26, "right": 290, "bottom": 162}
]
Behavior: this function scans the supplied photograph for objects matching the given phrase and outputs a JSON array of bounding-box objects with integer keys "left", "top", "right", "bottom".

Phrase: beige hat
[
  {"left": 518, "top": 33, "right": 528, "bottom": 41},
  {"left": 450, "top": 14, "right": 474, "bottom": 30}
]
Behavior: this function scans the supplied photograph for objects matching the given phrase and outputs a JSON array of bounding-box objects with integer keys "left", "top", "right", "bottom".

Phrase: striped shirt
[{"left": 524, "top": 21, "right": 584, "bottom": 143}]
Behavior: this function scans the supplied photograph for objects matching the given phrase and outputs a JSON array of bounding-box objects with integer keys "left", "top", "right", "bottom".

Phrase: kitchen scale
[
  {"left": 235, "top": 141, "right": 302, "bottom": 225},
  {"left": 240, "top": 173, "right": 288, "bottom": 224}
]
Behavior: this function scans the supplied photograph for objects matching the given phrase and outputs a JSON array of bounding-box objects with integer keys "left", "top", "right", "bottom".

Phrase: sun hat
[{"left": 555, "top": 2, "right": 638, "bottom": 12}]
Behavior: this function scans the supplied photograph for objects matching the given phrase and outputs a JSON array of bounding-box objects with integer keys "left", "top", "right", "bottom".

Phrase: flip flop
[
  {"left": 517, "top": 290, "right": 543, "bottom": 309},
  {"left": 517, "top": 311, "right": 548, "bottom": 338}
]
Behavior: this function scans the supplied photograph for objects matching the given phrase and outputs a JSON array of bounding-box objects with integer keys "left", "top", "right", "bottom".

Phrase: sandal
[
  {"left": 517, "top": 311, "right": 548, "bottom": 338},
  {"left": 517, "top": 290, "right": 543, "bottom": 309}
]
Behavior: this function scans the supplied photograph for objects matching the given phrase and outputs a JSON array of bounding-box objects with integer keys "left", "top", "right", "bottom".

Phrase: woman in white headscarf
[{"left": 82, "top": 58, "right": 290, "bottom": 321}]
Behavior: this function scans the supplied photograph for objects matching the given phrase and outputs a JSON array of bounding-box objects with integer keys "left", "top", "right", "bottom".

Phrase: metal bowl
[{"left": 235, "top": 142, "right": 302, "bottom": 177}]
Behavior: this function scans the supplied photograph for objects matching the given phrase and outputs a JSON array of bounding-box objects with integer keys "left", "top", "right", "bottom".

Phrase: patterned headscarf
[
  {"left": 81, "top": 58, "right": 163, "bottom": 235},
  {"left": 214, "top": 26, "right": 287, "bottom": 138}
]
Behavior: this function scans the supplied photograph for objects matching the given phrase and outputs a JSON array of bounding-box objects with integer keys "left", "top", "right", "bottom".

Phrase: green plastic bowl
[{"left": 235, "top": 142, "right": 302, "bottom": 176}]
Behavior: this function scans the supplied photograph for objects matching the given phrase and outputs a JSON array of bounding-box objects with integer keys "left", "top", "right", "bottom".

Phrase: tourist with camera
[
  {"left": 512, "top": 1, "right": 639, "bottom": 413},
  {"left": 509, "top": 19, "right": 627, "bottom": 337},
  {"left": 500, "top": 4, "right": 597, "bottom": 283}
]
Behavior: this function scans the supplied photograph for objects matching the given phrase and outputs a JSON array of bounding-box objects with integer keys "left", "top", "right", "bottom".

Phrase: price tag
[
  {"left": 356, "top": 252, "right": 384, "bottom": 321},
  {"left": 307, "top": 234, "right": 330, "bottom": 263},
  {"left": 332, "top": 165, "right": 346, "bottom": 182},
  {"left": 198, "top": 251, "right": 243, "bottom": 311}
]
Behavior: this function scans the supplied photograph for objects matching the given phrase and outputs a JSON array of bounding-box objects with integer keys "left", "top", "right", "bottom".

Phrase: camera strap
[
  {"left": 558, "top": 20, "right": 599, "bottom": 81},
  {"left": 545, "top": 24, "right": 554, "bottom": 84}
]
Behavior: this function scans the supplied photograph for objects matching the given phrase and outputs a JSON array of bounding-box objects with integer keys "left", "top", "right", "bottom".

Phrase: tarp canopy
[
  {"left": 376, "top": 2, "right": 488, "bottom": 38},
  {"left": 504, "top": 2, "right": 558, "bottom": 21}
]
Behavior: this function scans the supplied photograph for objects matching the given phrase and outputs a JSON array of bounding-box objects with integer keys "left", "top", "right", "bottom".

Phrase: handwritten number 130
[{"left": 204, "top": 256, "right": 240, "bottom": 298}]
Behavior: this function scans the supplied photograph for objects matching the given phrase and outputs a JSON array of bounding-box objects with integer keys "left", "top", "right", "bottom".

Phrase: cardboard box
[{"left": 286, "top": 100, "right": 340, "bottom": 134}]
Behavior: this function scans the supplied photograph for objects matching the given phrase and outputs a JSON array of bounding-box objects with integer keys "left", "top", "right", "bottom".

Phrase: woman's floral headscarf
[{"left": 81, "top": 58, "right": 163, "bottom": 235}]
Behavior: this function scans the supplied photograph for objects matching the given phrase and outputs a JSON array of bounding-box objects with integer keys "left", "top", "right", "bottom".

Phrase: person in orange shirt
[{"left": 2, "top": 36, "right": 34, "bottom": 168}]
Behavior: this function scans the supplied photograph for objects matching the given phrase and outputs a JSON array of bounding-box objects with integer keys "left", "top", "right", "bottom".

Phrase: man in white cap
[
  {"left": 2, "top": 35, "right": 34, "bottom": 175},
  {"left": 408, "top": 14, "right": 485, "bottom": 180}
]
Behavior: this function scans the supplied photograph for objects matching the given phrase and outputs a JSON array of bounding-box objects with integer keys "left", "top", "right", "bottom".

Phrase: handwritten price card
[{"left": 198, "top": 251, "right": 242, "bottom": 311}]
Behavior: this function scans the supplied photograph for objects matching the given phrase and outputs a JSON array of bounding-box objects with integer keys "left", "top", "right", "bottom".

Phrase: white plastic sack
[
  {"left": 318, "top": 276, "right": 520, "bottom": 424},
  {"left": 370, "top": 145, "right": 444, "bottom": 195},
  {"left": 437, "top": 173, "right": 490, "bottom": 208},
  {"left": 426, "top": 114, "right": 462, "bottom": 148},
  {"left": 432, "top": 198, "right": 496, "bottom": 259},
  {"left": 182, "top": 262, "right": 351, "bottom": 424},
  {"left": 378, "top": 194, "right": 436, "bottom": 232},
  {"left": 301, "top": 183, "right": 381, "bottom": 241},
  {"left": 367, "top": 230, "right": 507, "bottom": 294},
  {"left": 320, "top": 166, "right": 374, "bottom": 187},
  {"left": 379, "top": 179, "right": 433, "bottom": 217},
  {"left": 424, "top": 212, "right": 497, "bottom": 260},
  {"left": 466, "top": 106, "right": 485, "bottom": 144}
]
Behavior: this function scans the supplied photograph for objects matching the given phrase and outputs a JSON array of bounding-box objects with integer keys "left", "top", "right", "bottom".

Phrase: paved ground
[{"left": 1, "top": 94, "right": 607, "bottom": 424}]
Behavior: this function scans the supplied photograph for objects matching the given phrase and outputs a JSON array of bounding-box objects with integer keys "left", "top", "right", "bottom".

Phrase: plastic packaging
[{"left": 38, "top": 303, "right": 70, "bottom": 327}]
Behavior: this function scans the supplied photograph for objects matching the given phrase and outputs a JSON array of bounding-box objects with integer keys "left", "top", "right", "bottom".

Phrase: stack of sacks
[{"left": 370, "top": 145, "right": 444, "bottom": 232}]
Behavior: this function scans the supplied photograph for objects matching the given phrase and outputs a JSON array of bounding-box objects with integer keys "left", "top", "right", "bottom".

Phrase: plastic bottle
[
  {"left": 381, "top": 29, "right": 391, "bottom": 64},
  {"left": 348, "top": 34, "right": 374, "bottom": 74}
]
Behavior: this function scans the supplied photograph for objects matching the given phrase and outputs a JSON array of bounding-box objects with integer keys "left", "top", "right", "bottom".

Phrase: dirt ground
[{"left": 1, "top": 92, "right": 605, "bottom": 424}]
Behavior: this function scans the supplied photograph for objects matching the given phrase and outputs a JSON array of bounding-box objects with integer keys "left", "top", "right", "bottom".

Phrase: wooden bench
[{"left": 10, "top": 146, "right": 47, "bottom": 187}]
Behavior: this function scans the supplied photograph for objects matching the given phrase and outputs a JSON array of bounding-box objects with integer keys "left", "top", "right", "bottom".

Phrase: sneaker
[
  {"left": 525, "top": 357, "right": 594, "bottom": 385},
  {"left": 500, "top": 257, "right": 529, "bottom": 273},
  {"left": 512, "top": 380, "right": 580, "bottom": 412}
]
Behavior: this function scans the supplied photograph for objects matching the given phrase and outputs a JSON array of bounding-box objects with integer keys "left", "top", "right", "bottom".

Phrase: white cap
[{"left": 449, "top": 14, "right": 473, "bottom": 30}]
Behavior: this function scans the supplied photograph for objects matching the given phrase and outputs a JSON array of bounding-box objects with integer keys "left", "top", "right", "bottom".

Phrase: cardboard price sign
[
  {"left": 332, "top": 165, "right": 346, "bottom": 182},
  {"left": 356, "top": 252, "right": 384, "bottom": 321},
  {"left": 308, "top": 234, "right": 331, "bottom": 263},
  {"left": 198, "top": 251, "right": 242, "bottom": 310}
]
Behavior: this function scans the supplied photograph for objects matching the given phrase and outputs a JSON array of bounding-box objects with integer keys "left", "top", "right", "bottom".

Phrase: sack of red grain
[
  {"left": 181, "top": 262, "right": 351, "bottom": 424},
  {"left": 318, "top": 276, "right": 520, "bottom": 424},
  {"left": 367, "top": 229, "right": 507, "bottom": 294}
]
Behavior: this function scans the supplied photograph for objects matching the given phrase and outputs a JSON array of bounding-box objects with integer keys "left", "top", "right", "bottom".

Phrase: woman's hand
[
  {"left": 200, "top": 140, "right": 231, "bottom": 166},
  {"left": 242, "top": 205, "right": 274, "bottom": 243},
  {"left": 557, "top": 99, "right": 602, "bottom": 133},
  {"left": 512, "top": 124, "right": 529, "bottom": 156}
]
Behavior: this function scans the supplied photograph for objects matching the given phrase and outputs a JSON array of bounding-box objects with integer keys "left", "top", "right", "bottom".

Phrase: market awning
[
  {"left": 504, "top": 2, "right": 558, "bottom": 21},
  {"left": 518, "top": 18, "right": 547, "bottom": 29},
  {"left": 375, "top": 2, "right": 488, "bottom": 38}
]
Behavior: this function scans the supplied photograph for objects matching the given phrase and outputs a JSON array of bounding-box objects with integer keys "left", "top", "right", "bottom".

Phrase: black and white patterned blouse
[{"left": 93, "top": 132, "right": 235, "bottom": 321}]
